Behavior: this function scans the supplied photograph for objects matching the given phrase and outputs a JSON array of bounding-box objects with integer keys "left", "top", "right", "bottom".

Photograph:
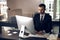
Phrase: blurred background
[
  {"left": 0, "top": 0, "right": 60, "bottom": 34},
  {"left": 0, "top": 0, "right": 60, "bottom": 21}
]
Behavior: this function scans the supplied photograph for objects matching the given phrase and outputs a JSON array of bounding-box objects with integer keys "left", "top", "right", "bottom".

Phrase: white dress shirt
[{"left": 40, "top": 14, "right": 45, "bottom": 21}]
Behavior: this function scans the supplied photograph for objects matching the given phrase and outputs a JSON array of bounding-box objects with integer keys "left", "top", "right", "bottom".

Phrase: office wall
[{"left": 7, "top": 0, "right": 44, "bottom": 17}]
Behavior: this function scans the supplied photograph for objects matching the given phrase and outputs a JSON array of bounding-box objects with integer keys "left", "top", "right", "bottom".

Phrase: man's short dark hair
[{"left": 39, "top": 4, "right": 46, "bottom": 10}]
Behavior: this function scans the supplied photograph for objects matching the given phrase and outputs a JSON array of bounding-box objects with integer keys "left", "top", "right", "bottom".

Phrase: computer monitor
[{"left": 15, "top": 15, "right": 35, "bottom": 34}]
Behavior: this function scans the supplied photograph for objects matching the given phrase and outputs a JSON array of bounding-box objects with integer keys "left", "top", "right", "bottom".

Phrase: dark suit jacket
[{"left": 33, "top": 13, "right": 52, "bottom": 33}]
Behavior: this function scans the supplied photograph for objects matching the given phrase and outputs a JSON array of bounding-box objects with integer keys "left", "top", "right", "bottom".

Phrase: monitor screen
[{"left": 15, "top": 15, "right": 35, "bottom": 34}]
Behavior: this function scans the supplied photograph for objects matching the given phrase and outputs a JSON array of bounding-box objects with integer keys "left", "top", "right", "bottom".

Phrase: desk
[
  {"left": 0, "top": 29, "right": 59, "bottom": 40},
  {"left": 0, "top": 30, "right": 19, "bottom": 40}
]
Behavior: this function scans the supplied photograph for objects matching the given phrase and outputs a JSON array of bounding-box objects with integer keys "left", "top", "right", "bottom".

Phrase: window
[
  {"left": 44, "top": 0, "right": 60, "bottom": 21},
  {"left": 56, "top": 0, "right": 60, "bottom": 20},
  {"left": 0, "top": 0, "right": 8, "bottom": 21},
  {"left": 44, "top": 0, "right": 54, "bottom": 19}
]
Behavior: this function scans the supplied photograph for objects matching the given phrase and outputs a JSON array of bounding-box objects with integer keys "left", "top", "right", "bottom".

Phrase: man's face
[{"left": 38, "top": 7, "right": 45, "bottom": 14}]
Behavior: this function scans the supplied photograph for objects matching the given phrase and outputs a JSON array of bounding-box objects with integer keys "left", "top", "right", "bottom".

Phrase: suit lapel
[
  {"left": 43, "top": 14, "right": 46, "bottom": 21},
  {"left": 38, "top": 13, "right": 40, "bottom": 21},
  {"left": 37, "top": 13, "right": 47, "bottom": 22}
]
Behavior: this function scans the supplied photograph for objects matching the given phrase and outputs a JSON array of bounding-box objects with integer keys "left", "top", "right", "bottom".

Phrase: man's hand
[{"left": 36, "top": 31, "right": 43, "bottom": 35}]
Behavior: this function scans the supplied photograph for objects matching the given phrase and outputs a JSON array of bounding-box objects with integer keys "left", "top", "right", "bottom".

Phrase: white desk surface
[{"left": 19, "top": 33, "right": 58, "bottom": 40}]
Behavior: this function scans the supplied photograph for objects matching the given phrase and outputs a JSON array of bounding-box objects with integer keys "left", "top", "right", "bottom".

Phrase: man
[{"left": 33, "top": 4, "right": 52, "bottom": 34}]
